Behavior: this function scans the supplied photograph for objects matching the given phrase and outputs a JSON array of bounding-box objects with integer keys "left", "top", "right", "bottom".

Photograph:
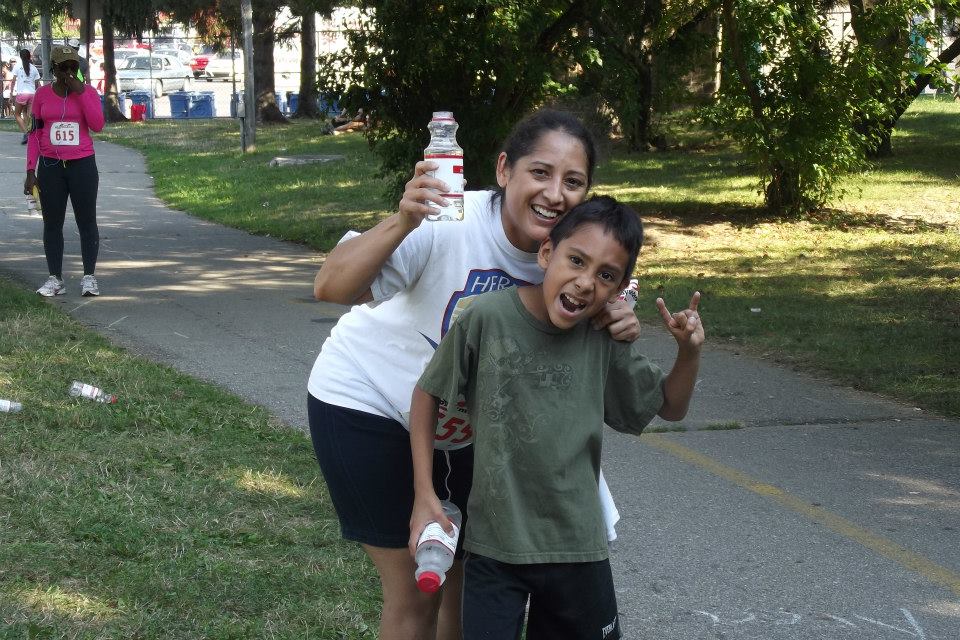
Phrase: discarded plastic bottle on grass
[
  {"left": 0, "top": 399, "right": 23, "bottom": 413},
  {"left": 414, "top": 500, "right": 462, "bottom": 593},
  {"left": 69, "top": 381, "right": 117, "bottom": 404}
]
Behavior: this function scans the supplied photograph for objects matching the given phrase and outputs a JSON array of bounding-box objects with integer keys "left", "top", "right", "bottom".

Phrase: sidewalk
[{"left": 2, "top": 131, "right": 958, "bottom": 639}]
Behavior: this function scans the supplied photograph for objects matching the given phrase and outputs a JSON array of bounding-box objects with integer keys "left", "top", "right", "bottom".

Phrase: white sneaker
[
  {"left": 37, "top": 275, "right": 66, "bottom": 297},
  {"left": 80, "top": 274, "right": 100, "bottom": 297}
]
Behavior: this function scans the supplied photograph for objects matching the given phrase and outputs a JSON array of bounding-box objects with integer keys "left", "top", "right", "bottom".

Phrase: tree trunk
[
  {"left": 101, "top": 14, "right": 126, "bottom": 123},
  {"left": 252, "top": 1, "right": 288, "bottom": 123},
  {"left": 765, "top": 162, "right": 802, "bottom": 214},
  {"left": 295, "top": 12, "right": 321, "bottom": 118}
]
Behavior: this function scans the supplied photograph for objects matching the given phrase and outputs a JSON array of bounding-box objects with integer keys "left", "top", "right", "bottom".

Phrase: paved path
[{"left": 2, "top": 131, "right": 958, "bottom": 639}]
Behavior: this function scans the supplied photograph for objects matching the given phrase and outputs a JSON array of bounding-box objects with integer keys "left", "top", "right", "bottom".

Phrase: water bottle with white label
[
  {"left": 424, "top": 111, "right": 464, "bottom": 221},
  {"left": 618, "top": 278, "right": 639, "bottom": 309},
  {"left": 414, "top": 500, "right": 462, "bottom": 593},
  {"left": 0, "top": 399, "right": 23, "bottom": 413},
  {"left": 69, "top": 381, "right": 117, "bottom": 404}
]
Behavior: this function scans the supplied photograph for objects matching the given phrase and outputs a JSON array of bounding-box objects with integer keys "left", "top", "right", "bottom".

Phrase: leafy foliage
[{"left": 318, "top": 1, "right": 590, "bottom": 202}]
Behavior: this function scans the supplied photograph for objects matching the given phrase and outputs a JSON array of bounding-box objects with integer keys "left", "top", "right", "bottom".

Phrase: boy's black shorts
[{"left": 462, "top": 552, "right": 622, "bottom": 640}]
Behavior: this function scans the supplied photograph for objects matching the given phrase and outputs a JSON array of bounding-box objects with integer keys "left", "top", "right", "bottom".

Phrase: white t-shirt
[
  {"left": 12, "top": 63, "right": 40, "bottom": 95},
  {"left": 308, "top": 190, "right": 543, "bottom": 426}
]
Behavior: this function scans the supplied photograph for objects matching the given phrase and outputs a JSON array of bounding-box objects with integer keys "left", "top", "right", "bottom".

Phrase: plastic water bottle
[
  {"left": 0, "top": 399, "right": 23, "bottom": 413},
  {"left": 618, "top": 279, "right": 639, "bottom": 309},
  {"left": 414, "top": 500, "right": 462, "bottom": 593},
  {"left": 26, "top": 194, "right": 39, "bottom": 216},
  {"left": 424, "top": 111, "right": 464, "bottom": 221},
  {"left": 69, "top": 381, "right": 117, "bottom": 404}
]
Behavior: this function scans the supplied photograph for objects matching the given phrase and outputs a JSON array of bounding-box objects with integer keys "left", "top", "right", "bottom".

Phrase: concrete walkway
[{"left": 2, "top": 131, "right": 958, "bottom": 639}]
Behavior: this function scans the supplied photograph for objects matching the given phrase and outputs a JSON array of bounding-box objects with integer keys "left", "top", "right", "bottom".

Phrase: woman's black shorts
[{"left": 308, "top": 394, "right": 473, "bottom": 551}]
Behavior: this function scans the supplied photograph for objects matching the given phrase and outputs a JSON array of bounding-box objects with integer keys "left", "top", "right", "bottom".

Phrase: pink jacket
[{"left": 27, "top": 84, "right": 105, "bottom": 171}]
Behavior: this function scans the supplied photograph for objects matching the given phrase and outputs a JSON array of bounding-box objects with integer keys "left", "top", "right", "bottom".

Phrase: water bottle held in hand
[
  {"left": 424, "top": 111, "right": 464, "bottom": 222},
  {"left": 414, "top": 500, "right": 462, "bottom": 593},
  {"left": 69, "top": 381, "right": 117, "bottom": 404},
  {"left": 0, "top": 399, "right": 23, "bottom": 413},
  {"left": 617, "top": 279, "right": 639, "bottom": 309}
]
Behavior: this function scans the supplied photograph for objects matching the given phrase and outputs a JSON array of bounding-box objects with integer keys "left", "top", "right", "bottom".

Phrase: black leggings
[{"left": 36, "top": 154, "right": 99, "bottom": 278}]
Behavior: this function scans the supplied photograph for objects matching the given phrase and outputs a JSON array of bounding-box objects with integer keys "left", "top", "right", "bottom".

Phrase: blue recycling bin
[
  {"left": 127, "top": 91, "right": 155, "bottom": 119},
  {"left": 168, "top": 91, "right": 190, "bottom": 119},
  {"left": 189, "top": 92, "right": 215, "bottom": 118},
  {"left": 275, "top": 92, "right": 287, "bottom": 115},
  {"left": 287, "top": 92, "right": 299, "bottom": 114},
  {"left": 99, "top": 92, "right": 127, "bottom": 115},
  {"left": 318, "top": 95, "right": 340, "bottom": 116}
]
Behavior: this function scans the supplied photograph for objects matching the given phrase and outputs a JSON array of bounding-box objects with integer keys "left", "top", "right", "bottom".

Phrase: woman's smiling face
[{"left": 496, "top": 129, "right": 590, "bottom": 253}]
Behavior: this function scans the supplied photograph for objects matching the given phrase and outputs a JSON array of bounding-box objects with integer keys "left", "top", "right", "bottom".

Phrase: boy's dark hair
[
  {"left": 548, "top": 195, "right": 644, "bottom": 277},
  {"left": 497, "top": 109, "right": 598, "bottom": 187}
]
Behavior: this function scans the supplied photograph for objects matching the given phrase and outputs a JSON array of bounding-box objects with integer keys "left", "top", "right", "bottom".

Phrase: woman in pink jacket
[{"left": 23, "top": 44, "right": 105, "bottom": 297}]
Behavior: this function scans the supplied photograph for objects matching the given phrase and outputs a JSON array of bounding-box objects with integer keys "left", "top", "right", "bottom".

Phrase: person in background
[
  {"left": 11, "top": 48, "right": 41, "bottom": 144},
  {"left": 66, "top": 38, "right": 90, "bottom": 83},
  {"left": 308, "top": 110, "right": 641, "bottom": 640},
  {"left": 23, "top": 45, "right": 105, "bottom": 298},
  {"left": 1, "top": 59, "right": 13, "bottom": 118}
]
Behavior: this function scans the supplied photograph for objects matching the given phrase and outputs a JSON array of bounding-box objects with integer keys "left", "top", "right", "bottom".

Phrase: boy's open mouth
[
  {"left": 532, "top": 204, "right": 559, "bottom": 220},
  {"left": 560, "top": 293, "right": 587, "bottom": 313}
]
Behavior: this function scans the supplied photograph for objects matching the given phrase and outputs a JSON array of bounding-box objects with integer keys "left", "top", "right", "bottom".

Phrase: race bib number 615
[{"left": 50, "top": 121, "right": 80, "bottom": 146}]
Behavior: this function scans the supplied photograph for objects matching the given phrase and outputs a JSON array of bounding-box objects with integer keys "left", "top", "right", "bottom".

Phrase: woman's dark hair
[
  {"left": 491, "top": 110, "right": 598, "bottom": 208},
  {"left": 548, "top": 195, "right": 644, "bottom": 277}
]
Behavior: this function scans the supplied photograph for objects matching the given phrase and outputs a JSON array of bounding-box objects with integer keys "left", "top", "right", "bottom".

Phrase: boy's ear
[{"left": 537, "top": 237, "right": 554, "bottom": 271}]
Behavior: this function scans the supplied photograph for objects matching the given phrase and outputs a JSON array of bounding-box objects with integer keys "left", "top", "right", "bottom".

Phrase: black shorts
[
  {"left": 462, "top": 553, "right": 621, "bottom": 640},
  {"left": 308, "top": 394, "right": 473, "bottom": 550}
]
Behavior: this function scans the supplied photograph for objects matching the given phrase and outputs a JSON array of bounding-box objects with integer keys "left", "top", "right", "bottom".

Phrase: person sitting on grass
[{"left": 408, "top": 195, "right": 705, "bottom": 640}]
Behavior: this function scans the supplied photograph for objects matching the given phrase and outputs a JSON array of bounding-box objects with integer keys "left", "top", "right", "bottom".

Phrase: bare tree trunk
[
  {"left": 295, "top": 12, "right": 321, "bottom": 118},
  {"left": 101, "top": 14, "right": 126, "bottom": 123},
  {"left": 252, "top": 1, "right": 288, "bottom": 123}
]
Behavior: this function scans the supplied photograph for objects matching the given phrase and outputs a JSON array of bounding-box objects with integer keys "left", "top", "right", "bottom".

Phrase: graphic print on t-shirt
[{"left": 420, "top": 268, "right": 531, "bottom": 450}]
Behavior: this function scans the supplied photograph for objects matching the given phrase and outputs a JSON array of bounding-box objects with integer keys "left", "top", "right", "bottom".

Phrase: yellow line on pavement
[{"left": 645, "top": 434, "right": 960, "bottom": 598}]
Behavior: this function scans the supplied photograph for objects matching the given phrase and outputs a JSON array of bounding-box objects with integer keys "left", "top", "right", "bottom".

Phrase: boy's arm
[
  {"left": 656, "top": 292, "right": 705, "bottom": 421},
  {"left": 407, "top": 384, "right": 448, "bottom": 556}
]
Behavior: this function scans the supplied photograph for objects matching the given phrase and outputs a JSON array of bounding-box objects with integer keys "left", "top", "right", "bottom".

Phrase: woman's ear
[{"left": 495, "top": 152, "right": 510, "bottom": 189}]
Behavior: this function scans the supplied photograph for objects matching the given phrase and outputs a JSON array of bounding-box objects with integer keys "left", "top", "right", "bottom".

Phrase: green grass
[
  {"left": 592, "top": 98, "right": 959, "bottom": 419},
  {"left": 0, "top": 275, "right": 379, "bottom": 638}
]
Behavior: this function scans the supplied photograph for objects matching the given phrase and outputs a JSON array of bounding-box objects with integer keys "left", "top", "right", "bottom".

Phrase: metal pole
[
  {"left": 40, "top": 13, "right": 53, "bottom": 83},
  {"left": 241, "top": 0, "right": 255, "bottom": 151}
]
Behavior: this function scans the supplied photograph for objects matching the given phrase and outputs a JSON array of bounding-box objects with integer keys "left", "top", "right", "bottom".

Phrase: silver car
[{"left": 117, "top": 54, "right": 192, "bottom": 97}]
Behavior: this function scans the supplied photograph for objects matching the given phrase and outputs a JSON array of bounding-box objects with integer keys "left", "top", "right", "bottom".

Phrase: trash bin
[
  {"left": 276, "top": 92, "right": 287, "bottom": 115},
  {"left": 127, "top": 91, "right": 154, "bottom": 119},
  {"left": 100, "top": 92, "right": 127, "bottom": 115},
  {"left": 188, "top": 92, "right": 215, "bottom": 118},
  {"left": 130, "top": 104, "right": 146, "bottom": 122},
  {"left": 318, "top": 95, "right": 340, "bottom": 116},
  {"left": 168, "top": 91, "right": 190, "bottom": 119},
  {"left": 287, "top": 92, "right": 299, "bottom": 114}
]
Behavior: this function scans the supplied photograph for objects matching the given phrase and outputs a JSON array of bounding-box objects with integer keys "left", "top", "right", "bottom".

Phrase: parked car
[
  {"left": 2, "top": 42, "right": 19, "bottom": 64},
  {"left": 188, "top": 52, "right": 210, "bottom": 77},
  {"left": 154, "top": 44, "right": 194, "bottom": 65},
  {"left": 202, "top": 50, "right": 244, "bottom": 82},
  {"left": 117, "top": 54, "right": 192, "bottom": 97}
]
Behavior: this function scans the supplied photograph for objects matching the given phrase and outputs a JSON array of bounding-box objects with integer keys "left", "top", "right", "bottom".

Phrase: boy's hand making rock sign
[{"left": 655, "top": 291, "right": 705, "bottom": 421}]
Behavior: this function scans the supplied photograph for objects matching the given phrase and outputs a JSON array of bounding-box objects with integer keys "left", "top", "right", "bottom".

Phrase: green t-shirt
[{"left": 417, "top": 287, "right": 665, "bottom": 564}]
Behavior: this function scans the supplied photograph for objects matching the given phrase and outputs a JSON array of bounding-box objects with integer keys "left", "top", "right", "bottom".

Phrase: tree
[
  {"left": 586, "top": 0, "right": 719, "bottom": 150},
  {"left": 287, "top": 1, "right": 336, "bottom": 119},
  {"left": 707, "top": 0, "right": 889, "bottom": 214},
  {"left": 318, "top": 1, "right": 591, "bottom": 201}
]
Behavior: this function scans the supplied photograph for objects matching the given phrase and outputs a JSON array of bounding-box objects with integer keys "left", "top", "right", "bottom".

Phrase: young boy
[{"left": 408, "top": 195, "right": 704, "bottom": 639}]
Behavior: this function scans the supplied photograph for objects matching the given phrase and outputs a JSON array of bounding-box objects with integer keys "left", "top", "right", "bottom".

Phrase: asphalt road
[{"left": 1, "top": 132, "right": 958, "bottom": 639}]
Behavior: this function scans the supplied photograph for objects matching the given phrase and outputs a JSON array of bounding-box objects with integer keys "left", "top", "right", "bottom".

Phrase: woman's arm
[
  {"left": 78, "top": 83, "right": 105, "bottom": 132},
  {"left": 314, "top": 160, "right": 451, "bottom": 304}
]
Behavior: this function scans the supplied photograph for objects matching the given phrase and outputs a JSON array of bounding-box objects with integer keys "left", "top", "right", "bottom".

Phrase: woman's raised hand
[{"left": 398, "top": 161, "right": 451, "bottom": 229}]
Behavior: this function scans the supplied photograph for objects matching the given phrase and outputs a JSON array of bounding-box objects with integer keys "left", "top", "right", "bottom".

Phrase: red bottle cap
[{"left": 417, "top": 571, "right": 441, "bottom": 593}]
